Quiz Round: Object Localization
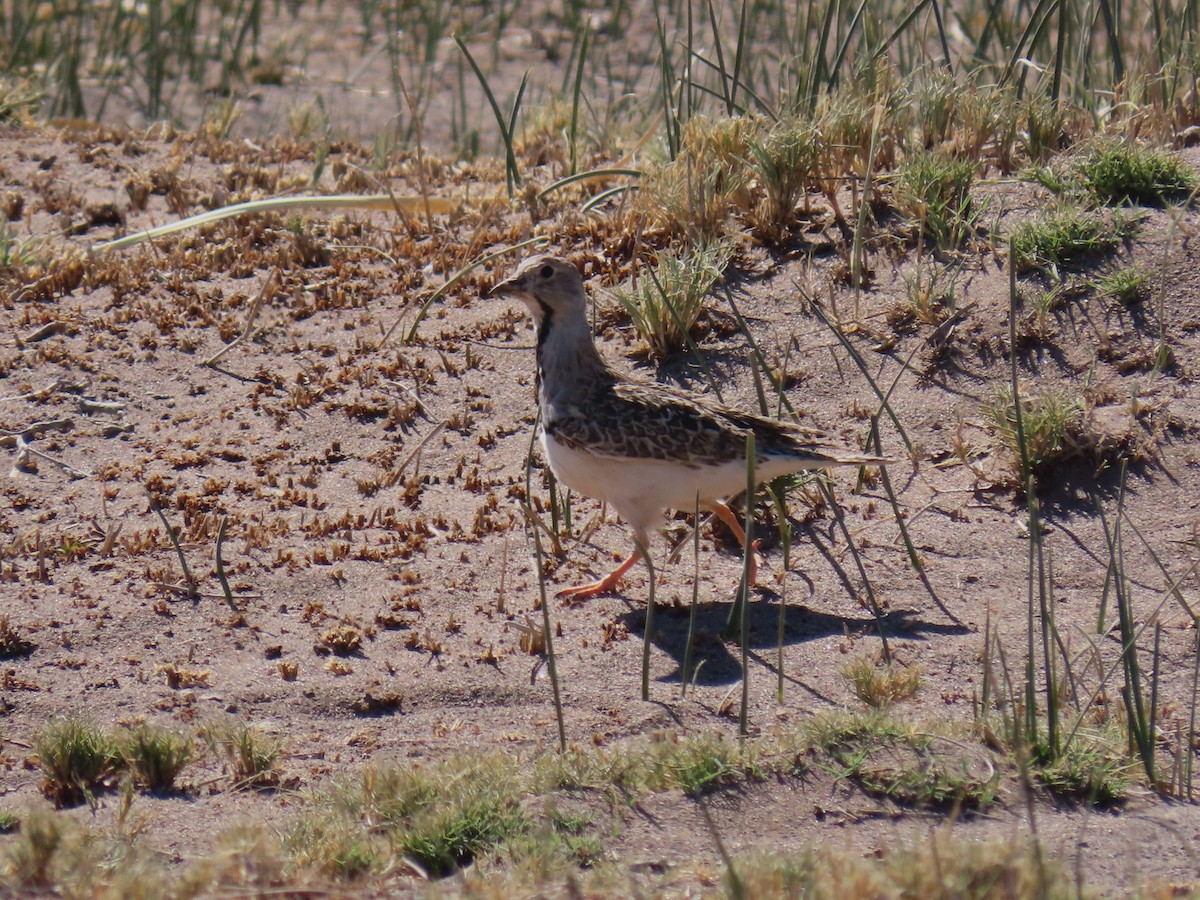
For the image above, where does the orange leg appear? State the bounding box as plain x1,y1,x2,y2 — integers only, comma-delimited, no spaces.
707,500,763,586
557,545,643,600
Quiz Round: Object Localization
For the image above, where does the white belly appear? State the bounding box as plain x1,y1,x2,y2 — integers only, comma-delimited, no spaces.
541,432,808,528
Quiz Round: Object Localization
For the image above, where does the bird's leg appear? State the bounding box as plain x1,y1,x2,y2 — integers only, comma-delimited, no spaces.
557,545,643,600
707,500,763,586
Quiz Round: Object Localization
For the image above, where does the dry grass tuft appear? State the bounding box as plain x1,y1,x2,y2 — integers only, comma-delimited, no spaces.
0,615,35,659
841,656,921,708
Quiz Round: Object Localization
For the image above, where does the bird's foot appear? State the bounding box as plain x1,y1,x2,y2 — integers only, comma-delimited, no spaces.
557,549,642,604
557,572,625,603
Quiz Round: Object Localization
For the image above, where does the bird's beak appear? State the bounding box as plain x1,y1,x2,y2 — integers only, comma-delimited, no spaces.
487,270,526,298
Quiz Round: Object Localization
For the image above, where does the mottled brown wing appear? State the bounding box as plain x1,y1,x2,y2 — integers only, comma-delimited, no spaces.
543,379,856,467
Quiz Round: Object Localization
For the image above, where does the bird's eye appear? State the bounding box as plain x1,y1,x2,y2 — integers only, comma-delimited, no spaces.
539,264,554,279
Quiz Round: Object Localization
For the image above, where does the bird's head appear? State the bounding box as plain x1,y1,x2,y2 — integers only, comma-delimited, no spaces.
488,255,586,327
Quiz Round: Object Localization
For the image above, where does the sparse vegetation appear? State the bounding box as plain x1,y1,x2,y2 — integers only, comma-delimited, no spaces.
1035,730,1134,804
901,261,959,326
289,753,525,878
201,723,282,790
806,713,999,810
655,733,747,797
533,731,764,799
0,719,1179,893
841,656,921,708
0,616,34,659
611,239,733,358
894,151,979,251
3,0,1200,894
1075,139,1199,207
35,718,123,808
1009,207,1130,275
987,387,1087,476
635,117,751,243
732,834,1070,898
3,807,67,889
319,625,363,656
1094,263,1150,304
0,77,40,124
119,725,194,793
0,222,47,270
745,118,821,244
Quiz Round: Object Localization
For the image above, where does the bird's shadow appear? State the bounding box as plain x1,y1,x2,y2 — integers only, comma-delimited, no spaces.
615,593,970,690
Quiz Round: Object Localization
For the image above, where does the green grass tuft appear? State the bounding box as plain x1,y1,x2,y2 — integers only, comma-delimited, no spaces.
1093,263,1149,304
36,717,123,808
290,753,526,879
1075,139,1198,206
806,712,998,810
119,724,194,793
987,386,1085,476
659,733,746,797
1009,207,1131,275
611,240,733,359
901,261,959,326
1035,731,1134,804
745,117,820,244
895,151,978,251
201,722,282,790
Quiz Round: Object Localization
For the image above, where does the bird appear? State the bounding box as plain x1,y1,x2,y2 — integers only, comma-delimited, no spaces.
489,253,885,600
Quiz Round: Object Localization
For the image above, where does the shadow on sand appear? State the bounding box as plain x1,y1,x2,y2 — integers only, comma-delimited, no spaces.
616,592,971,692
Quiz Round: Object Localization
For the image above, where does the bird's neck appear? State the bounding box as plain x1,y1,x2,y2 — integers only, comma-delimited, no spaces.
534,305,607,411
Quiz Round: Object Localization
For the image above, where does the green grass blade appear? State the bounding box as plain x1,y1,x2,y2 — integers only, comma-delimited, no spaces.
870,0,932,65
999,0,1059,89
653,0,681,158
580,184,638,213
538,168,641,201
455,35,523,196
819,478,890,663
805,299,914,454
829,0,868,89
681,493,702,699
730,0,753,114
568,19,591,175
705,0,734,115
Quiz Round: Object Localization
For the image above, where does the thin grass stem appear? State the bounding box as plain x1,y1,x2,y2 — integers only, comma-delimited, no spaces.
213,516,237,613
739,432,755,738
146,488,197,602
681,493,701,699
641,537,656,702
523,504,566,752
